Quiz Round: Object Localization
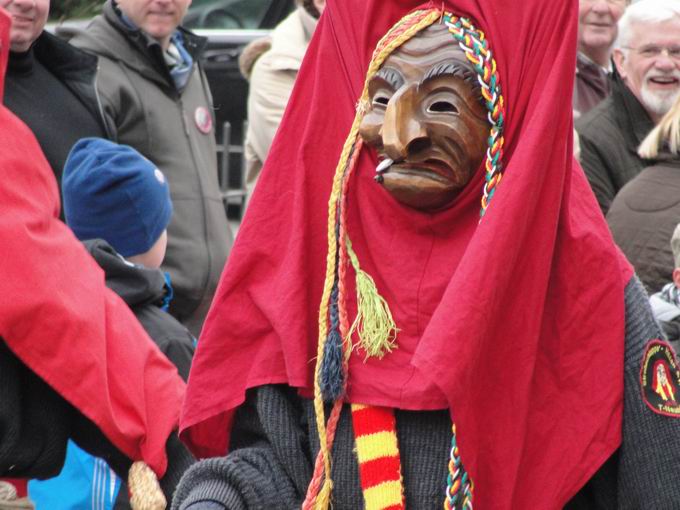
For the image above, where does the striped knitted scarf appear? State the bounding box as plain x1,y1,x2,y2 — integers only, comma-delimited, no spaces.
350,404,404,510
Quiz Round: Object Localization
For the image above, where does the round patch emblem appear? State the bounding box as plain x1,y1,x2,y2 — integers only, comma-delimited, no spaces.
194,106,213,135
640,340,680,417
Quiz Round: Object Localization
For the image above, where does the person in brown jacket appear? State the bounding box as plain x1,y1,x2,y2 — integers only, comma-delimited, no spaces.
70,0,233,337
608,90,680,293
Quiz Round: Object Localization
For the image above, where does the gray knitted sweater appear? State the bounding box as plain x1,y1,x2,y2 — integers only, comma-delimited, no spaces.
173,278,680,509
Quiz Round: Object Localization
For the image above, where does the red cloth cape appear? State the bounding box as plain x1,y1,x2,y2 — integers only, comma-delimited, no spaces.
182,0,633,506
0,8,185,476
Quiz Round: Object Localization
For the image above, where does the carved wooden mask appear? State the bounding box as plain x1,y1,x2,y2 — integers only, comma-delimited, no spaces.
359,23,489,211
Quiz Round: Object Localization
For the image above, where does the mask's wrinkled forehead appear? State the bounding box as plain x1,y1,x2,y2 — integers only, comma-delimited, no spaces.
376,22,482,102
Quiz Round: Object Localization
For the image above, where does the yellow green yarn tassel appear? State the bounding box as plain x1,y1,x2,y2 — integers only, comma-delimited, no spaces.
346,237,399,359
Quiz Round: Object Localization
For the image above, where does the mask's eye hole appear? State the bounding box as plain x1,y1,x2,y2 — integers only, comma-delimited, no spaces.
372,94,390,108
428,101,459,114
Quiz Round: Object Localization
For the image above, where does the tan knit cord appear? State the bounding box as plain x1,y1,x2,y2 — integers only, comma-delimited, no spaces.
128,461,166,510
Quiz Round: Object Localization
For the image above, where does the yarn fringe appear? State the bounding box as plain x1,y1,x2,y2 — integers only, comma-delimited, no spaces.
320,288,346,401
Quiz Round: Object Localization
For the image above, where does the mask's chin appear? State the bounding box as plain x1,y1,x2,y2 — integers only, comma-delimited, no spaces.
380,168,464,211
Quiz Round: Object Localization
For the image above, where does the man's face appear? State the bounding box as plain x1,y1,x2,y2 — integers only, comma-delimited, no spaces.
0,0,49,52
577,0,626,61
117,0,191,48
359,23,488,211
614,18,680,122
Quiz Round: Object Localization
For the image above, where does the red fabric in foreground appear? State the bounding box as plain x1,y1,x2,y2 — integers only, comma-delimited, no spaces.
0,8,185,476
182,0,633,506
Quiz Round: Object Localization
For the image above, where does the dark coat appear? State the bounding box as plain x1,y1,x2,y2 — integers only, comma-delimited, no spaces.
30,31,107,134
3,31,109,183
576,70,655,215
85,239,196,508
0,341,133,480
607,157,680,294
83,239,195,381
573,53,609,118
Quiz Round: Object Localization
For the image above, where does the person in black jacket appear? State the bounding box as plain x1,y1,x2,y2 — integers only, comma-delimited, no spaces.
2,0,109,190
83,239,195,380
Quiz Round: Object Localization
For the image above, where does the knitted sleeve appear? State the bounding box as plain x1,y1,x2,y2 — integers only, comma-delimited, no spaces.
569,276,680,508
172,385,312,510
615,276,680,507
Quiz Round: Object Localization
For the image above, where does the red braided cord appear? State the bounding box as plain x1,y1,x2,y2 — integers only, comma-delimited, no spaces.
302,140,364,509
301,399,343,510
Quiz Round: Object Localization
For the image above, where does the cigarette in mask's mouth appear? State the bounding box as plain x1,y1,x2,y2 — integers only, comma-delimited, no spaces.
374,158,394,183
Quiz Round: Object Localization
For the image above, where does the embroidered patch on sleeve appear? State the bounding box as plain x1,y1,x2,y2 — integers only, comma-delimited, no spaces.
641,340,680,417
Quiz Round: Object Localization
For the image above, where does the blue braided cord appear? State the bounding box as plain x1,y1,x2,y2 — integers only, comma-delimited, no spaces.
318,139,360,402
320,285,345,402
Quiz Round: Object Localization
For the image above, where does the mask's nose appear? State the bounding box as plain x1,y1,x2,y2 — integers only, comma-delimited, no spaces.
381,85,429,161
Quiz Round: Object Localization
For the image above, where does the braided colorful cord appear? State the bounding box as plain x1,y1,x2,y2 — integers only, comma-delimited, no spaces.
444,13,506,217
444,424,473,510
442,13,505,506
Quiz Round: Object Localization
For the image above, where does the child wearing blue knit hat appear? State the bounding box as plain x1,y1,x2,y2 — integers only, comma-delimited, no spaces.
61,137,195,371
34,138,196,510
62,137,174,269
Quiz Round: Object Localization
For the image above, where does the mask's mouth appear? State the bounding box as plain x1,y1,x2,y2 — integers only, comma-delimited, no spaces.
376,157,460,187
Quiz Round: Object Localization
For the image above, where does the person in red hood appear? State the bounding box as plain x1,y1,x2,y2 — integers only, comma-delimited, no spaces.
175,1,680,508
0,7,193,508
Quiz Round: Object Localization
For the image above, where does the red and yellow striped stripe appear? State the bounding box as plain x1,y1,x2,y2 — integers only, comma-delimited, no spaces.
351,404,404,510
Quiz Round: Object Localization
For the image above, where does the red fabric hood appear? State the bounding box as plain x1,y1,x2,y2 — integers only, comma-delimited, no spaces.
183,0,633,506
0,8,185,476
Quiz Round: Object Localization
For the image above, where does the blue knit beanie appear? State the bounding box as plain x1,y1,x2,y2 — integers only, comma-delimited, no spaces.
62,138,173,258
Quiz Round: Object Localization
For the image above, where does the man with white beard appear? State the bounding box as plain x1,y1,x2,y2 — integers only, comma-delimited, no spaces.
577,0,680,214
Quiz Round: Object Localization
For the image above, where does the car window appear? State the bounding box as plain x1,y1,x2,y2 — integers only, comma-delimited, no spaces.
184,0,275,29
